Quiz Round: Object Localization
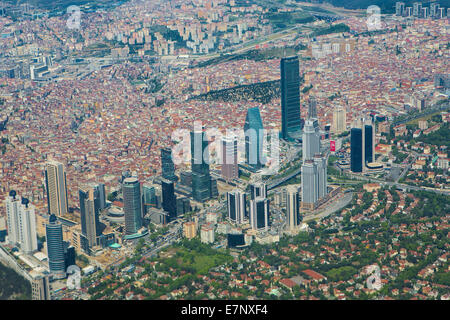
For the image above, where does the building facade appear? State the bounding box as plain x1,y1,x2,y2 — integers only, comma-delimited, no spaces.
280,56,302,140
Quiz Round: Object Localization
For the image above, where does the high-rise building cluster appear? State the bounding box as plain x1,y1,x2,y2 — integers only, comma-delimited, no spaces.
396,2,448,19
350,119,375,173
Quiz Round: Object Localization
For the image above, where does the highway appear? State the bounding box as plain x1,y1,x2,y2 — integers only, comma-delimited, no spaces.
303,192,353,223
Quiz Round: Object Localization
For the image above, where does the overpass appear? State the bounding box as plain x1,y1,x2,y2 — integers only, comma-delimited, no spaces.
267,167,302,190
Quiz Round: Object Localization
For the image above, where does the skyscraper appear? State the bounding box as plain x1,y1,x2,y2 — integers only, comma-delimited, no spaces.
314,154,328,200
191,129,212,202
5,190,20,245
142,184,157,213
122,177,142,235
351,128,363,173
79,186,100,252
161,148,178,182
227,190,246,224
396,2,405,16
332,106,346,134
249,197,270,231
364,124,374,165
286,186,300,230
95,183,106,210
161,178,177,221
244,107,264,170
221,135,239,181
280,56,302,140
4,192,37,254
18,198,37,254
302,119,320,162
301,160,319,207
45,160,69,217
250,182,267,200
308,97,317,119
46,214,66,279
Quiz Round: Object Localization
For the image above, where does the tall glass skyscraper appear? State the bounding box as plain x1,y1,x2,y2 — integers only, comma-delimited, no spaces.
161,148,178,182
244,107,264,170
364,124,374,164
351,128,363,173
191,129,212,202
280,56,302,140
122,177,142,235
46,214,66,279
161,178,177,221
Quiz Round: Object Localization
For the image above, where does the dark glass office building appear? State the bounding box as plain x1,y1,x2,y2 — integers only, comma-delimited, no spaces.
191,130,212,202
45,214,66,279
161,178,177,221
161,148,178,182
244,107,264,170
364,124,374,164
280,56,302,140
122,177,142,235
351,128,363,173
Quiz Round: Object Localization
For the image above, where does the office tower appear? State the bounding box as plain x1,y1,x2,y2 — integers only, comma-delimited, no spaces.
142,184,156,213
301,160,319,206
286,186,300,230
413,2,422,17
308,97,317,119
422,7,428,18
395,2,405,16
191,129,212,202
176,197,190,216
161,148,178,182
45,160,69,217
5,190,20,245
122,177,142,235
46,214,66,279
280,56,302,140
4,192,37,254
302,119,320,162
332,106,346,134
314,154,328,200
221,135,239,180
95,183,106,210
161,178,177,221
210,178,219,198
405,7,412,16
364,124,374,164
227,190,246,224
79,186,100,251
18,198,38,254
430,3,439,17
250,182,267,200
244,107,264,170
351,128,363,173
31,273,51,300
249,197,270,231
63,242,75,270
